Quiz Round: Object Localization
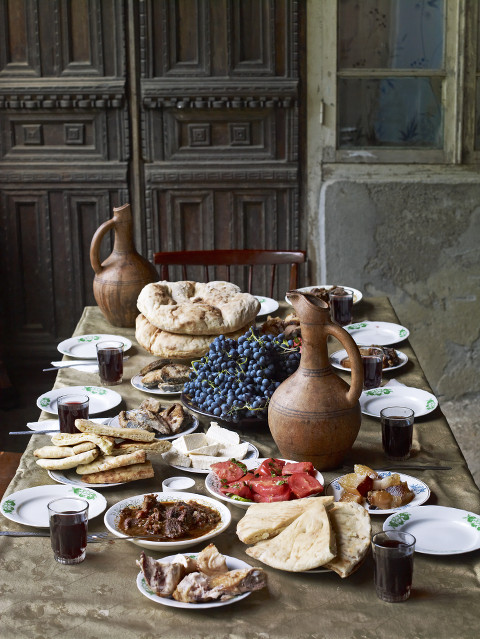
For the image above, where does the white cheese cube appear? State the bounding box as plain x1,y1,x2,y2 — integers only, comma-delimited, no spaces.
190,455,230,470
206,423,240,446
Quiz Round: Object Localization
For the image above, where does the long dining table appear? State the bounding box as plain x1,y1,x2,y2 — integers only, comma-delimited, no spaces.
1,298,479,639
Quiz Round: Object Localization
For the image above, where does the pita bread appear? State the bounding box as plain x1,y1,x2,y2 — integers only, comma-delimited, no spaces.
81,460,154,484
76,450,146,474
137,280,260,335
35,448,99,470
135,313,252,358
51,432,115,455
323,502,372,578
33,441,96,459
236,496,334,544
75,418,155,442
245,499,336,572
111,440,172,455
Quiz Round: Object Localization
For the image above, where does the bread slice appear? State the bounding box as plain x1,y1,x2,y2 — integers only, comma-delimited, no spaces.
111,440,171,455
33,442,96,459
76,450,146,474
80,460,154,484
35,448,99,471
75,418,156,442
51,432,115,456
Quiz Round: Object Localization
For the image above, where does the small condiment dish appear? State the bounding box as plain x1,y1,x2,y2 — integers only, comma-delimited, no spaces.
162,476,196,492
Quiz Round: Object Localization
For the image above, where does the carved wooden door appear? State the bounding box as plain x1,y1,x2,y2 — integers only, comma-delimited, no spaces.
0,0,305,357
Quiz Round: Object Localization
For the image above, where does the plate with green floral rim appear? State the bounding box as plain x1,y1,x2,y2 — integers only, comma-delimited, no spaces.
254,296,279,316
330,348,408,373
359,386,438,418
285,285,363,305
137,553,255,609
343,321,410,346
383,506,480,555
47,469,125,489
57,334,132,359
0,484,107,528
36,385,122,415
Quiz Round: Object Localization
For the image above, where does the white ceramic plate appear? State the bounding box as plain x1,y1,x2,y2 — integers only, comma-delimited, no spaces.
205,458,325,510
57,334,132,359
254,296,279,316
330,348,408,373
48,469,124,489
104,491,231,550
137,553,254,609
360,386,438,418
0,484,107,528
131,374,184,396
37,386,122,415
327,471,430,515
285,285,362,305
107,413,199,441
343,321,409,346
27,417,108,432
169,442,260,475
383,506,480,555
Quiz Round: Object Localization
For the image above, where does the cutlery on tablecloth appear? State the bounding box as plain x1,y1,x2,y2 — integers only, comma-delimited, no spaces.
42,356,129,372
0,531,164,543
341,464,452,472
9,430,60,435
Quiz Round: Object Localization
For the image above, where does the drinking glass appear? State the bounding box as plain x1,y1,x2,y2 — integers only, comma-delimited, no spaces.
48,497,89,565
329,288,353,326
57,393,89,434
381,406,415,461
372,531,416,602
96,340,124,386
360,346,384,390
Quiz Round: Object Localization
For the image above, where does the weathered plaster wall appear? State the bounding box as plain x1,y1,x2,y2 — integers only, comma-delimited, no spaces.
314,179,480,401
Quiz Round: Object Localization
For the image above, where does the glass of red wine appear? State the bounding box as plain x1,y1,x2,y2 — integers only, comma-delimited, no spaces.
381,406,415,461
48,497,89,564
359,346,384,390
57,393,89,434
328,287,353,326
372,531,416,602
96,340,124,386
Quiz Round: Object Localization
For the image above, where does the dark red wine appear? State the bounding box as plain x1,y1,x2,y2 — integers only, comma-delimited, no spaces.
362,355,383,390
58,401,88,434
97,347,123,385
50,512,87,562
382,417,413,460
330,295,353,326
374,539,413,602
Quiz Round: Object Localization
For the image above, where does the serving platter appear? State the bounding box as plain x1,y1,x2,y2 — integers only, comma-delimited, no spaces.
343,321,410,346
131,374,183,396
104,491,231,550
327,471,430,515
383,506,480,555
285,285,362,305
359,386,438,418
106,413,199,441
330,348,408,373
48,469,125,489
0,484,107,528
37,386,122,415
181,393,267,429
205,458,325,510
57,334,132,359
254,295,279,316
137,553,255,609
168,441,260,475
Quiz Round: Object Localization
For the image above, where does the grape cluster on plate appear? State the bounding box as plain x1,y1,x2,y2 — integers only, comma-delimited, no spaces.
183,327,301,422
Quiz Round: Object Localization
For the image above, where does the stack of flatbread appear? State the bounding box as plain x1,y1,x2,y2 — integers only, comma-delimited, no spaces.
33,419,171,484
135,281,260,358
236,497,371,577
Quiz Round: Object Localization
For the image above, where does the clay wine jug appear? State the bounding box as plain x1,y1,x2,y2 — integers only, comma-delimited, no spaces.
90,203,158,327
268,291,364,470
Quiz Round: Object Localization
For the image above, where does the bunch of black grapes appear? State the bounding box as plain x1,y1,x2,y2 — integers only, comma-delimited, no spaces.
183,327,301,422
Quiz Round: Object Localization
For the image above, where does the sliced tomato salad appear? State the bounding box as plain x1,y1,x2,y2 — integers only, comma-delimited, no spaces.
212,457,323,503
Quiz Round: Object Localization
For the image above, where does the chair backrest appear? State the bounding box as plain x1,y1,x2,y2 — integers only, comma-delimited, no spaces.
153,249,306,297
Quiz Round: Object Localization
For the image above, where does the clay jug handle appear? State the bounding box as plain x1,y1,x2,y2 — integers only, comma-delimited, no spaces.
90,218,116,275
326,323,364,406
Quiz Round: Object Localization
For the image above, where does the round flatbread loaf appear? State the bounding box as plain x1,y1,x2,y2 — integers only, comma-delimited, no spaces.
136,313,253,358
137,281,260,335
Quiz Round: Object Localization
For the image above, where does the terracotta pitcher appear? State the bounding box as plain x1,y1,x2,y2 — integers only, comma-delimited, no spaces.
90,203,158,327
268,292,364,470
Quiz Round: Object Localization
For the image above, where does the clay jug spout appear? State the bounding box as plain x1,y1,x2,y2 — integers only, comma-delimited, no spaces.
286,290,330,323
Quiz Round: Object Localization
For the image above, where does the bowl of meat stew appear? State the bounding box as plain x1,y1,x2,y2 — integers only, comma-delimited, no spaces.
104,492,231,550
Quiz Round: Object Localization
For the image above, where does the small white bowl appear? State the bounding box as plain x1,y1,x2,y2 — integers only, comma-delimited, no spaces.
162,476,196,492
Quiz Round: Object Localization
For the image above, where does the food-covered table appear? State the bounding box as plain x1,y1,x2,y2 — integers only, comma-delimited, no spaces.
1,299,479,639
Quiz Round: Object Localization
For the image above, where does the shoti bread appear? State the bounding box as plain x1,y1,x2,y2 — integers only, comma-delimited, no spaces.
111,440,171,455
33,442,96,459
237,496,334,544
136,313,252,358
51,432,115,455
245,499,337,572
80,460,154,484
136,280,260,335
35,448,99,471
323,501,372,578
75,418,156,442
76,450,146,474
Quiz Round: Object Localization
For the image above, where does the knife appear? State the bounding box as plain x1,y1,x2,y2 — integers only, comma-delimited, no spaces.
9,430,59,435
0,531,50,537
43,356,129,371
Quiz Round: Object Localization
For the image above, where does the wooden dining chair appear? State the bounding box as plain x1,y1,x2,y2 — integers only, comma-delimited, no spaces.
152,249,306,297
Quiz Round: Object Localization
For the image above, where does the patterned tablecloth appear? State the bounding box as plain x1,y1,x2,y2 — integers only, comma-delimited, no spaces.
1,300,479,639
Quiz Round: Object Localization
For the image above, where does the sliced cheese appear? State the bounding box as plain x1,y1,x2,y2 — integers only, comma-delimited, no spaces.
172,433,208,454
217,442,249,460
162,448,192,467
188,443,219,457
190,455,229,470
206,423,240,445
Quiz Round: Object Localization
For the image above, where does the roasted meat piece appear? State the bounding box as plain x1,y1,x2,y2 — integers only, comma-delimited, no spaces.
196,543,228,576
159,364,190,385
139,398,163,414
141,370,166,388
172,568,267,603
367,481,415,509
118,409,162,432
161,403,189,434
136,552,184,597
140,359,172,376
